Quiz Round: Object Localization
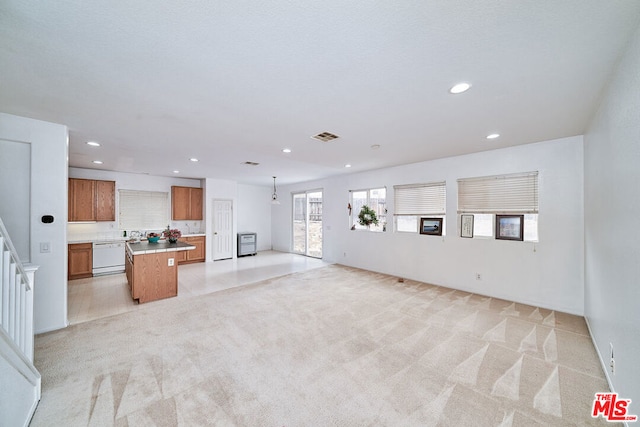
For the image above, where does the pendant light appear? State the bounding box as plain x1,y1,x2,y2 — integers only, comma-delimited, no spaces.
272,176,281,205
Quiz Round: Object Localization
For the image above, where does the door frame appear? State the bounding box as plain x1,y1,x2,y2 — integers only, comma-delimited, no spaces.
291,189,323,259
212,198,234,261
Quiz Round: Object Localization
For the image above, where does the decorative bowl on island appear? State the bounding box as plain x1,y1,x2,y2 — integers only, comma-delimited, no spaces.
147,233,160,243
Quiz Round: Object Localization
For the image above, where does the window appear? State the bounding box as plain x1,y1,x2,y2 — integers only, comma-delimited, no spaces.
350,188,386,232
394,181,446,234
119,190,169,231
457,171,538,241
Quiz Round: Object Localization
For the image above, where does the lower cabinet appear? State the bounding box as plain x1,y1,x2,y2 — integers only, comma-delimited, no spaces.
126,248,178,304
68,243,93,280
125,248,133,288
178,236,205,264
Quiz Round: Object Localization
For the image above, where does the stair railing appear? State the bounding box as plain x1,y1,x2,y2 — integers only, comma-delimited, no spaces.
0,216,35,362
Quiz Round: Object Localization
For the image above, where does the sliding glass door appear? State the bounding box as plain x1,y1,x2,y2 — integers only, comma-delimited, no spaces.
292,190,322,258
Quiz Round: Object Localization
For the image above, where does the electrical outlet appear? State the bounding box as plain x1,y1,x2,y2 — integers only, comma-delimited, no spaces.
168,258,174,266
475,273,482,280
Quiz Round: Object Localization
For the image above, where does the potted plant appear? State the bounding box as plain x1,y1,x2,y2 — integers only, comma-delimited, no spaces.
163,227,182,243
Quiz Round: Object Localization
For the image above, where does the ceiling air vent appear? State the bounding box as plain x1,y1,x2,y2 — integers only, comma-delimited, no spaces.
243,161,260,166
311,132,339,142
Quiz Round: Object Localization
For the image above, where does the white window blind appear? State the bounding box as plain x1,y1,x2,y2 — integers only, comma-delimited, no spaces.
119,190,169,230
394,181,446,216
457,171,538,214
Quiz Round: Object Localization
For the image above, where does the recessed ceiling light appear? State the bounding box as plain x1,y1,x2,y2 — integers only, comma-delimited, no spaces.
345,164,352,168
173,170,180,174
486,133,500,140
371,144,381,150
86,141,101,147
282,148,292,153
449,82,471,94
92,160,103,164
190,158,199,162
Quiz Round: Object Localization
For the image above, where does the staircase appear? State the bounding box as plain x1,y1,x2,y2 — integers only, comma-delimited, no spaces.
0,216,41,427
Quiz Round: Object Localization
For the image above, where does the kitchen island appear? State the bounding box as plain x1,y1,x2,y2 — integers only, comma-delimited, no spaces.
125,240,195,303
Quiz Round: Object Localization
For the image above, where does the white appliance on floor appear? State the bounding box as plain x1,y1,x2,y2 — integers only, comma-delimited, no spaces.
237,232,257,256
92,241,125,275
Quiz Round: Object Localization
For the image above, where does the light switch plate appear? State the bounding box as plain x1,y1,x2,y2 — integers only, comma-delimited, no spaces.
40,242,51,253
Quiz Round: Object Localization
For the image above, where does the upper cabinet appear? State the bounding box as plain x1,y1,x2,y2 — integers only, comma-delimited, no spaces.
171,186,203,220
68,178,95,221
69,178,115,222
95,180,116,221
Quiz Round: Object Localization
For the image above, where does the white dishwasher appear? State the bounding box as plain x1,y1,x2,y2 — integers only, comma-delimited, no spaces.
92,242,126,276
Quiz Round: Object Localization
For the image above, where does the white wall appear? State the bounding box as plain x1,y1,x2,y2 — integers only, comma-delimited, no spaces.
273,136,584,314
0,337,39,427
68,167,202,240
584,24,640,408
0,113,68,333
237,184,272,251
201,179,272,260
0,139,30,260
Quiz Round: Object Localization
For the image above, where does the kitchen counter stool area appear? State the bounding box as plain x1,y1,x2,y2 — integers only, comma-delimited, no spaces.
125,241,195,304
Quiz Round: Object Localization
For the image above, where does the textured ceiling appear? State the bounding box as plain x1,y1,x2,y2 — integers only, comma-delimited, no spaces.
1,1,639,186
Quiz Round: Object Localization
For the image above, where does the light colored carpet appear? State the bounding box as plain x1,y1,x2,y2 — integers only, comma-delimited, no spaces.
32,265,613,426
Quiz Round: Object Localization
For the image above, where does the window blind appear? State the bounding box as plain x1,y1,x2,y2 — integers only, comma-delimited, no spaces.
394,181,446,216
118,190,169,230
457,171,538,214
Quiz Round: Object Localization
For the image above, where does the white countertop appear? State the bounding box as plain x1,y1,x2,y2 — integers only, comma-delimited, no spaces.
69,233,205,244
68,238,128,244
126,240,195,255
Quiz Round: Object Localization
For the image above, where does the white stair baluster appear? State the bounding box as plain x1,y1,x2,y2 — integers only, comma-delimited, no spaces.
18,274,25,353
1,250,8,332
9,263,16,341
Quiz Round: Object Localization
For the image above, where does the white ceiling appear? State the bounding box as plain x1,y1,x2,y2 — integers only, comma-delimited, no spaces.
1,1,639,186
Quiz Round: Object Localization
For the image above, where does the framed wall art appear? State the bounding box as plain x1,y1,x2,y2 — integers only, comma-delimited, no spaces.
461,214,474,238
420,217,443,236
495,215,524,241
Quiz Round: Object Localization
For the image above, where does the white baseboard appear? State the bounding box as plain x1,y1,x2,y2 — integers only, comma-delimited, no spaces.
584,316,630,427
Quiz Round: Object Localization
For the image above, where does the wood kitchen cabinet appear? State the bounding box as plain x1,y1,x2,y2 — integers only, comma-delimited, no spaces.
68,243,93,280
68,178,115,222
126,248,177,303
95,180,116,221
178,236,205,264
174,249,187,264
68,179,95,221
171,186,203,220
125,247,133,286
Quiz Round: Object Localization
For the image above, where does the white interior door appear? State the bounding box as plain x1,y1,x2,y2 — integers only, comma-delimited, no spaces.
213,199,233,260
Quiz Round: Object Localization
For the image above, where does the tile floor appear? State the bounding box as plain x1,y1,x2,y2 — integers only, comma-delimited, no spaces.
67,251,331,325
